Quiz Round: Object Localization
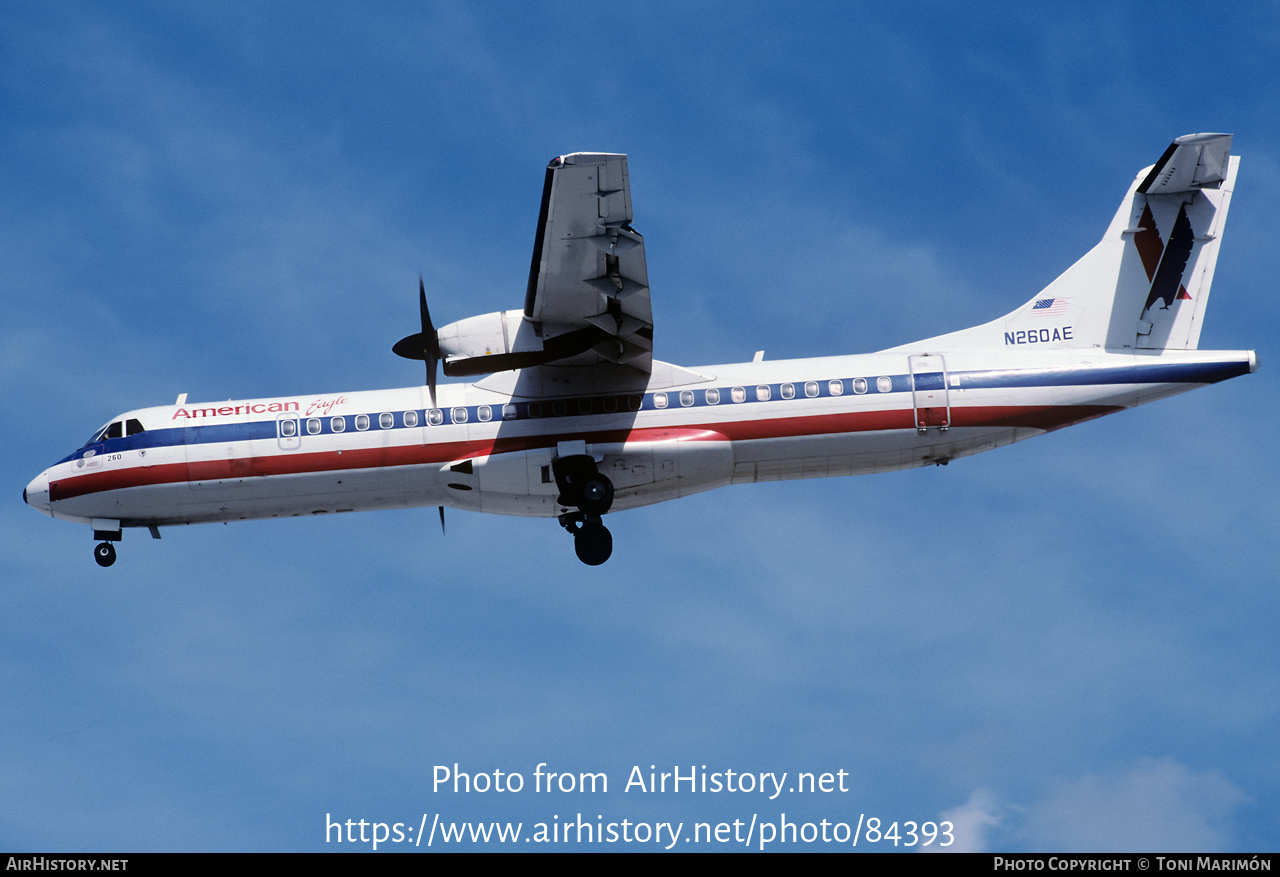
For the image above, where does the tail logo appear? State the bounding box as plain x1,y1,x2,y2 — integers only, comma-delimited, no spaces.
1132,203,1195,308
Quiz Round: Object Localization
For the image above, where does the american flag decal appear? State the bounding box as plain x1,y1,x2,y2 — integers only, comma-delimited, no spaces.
1030,297,1070,316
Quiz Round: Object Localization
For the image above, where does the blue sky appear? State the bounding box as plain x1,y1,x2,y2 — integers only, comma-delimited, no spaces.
3,2,1278,852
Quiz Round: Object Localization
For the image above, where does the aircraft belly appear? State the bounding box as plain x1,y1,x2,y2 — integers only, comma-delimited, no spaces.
455,437,736,517
615,438,735,504
180,464,442,521
728,426,1026,484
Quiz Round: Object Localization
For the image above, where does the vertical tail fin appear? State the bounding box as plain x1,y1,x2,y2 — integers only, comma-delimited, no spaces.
899,134,1237,352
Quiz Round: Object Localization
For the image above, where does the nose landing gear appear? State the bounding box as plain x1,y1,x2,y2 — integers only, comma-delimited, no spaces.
552,454,615,565
91,521,122,568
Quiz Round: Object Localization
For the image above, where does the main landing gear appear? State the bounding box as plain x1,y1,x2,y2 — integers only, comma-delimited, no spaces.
560,512,613,566
94,542,116,567
553,454,615,565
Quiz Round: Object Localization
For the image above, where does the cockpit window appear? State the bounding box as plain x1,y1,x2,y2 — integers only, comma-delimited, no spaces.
126,418,145,436
84,420,125,446
84,424,111,447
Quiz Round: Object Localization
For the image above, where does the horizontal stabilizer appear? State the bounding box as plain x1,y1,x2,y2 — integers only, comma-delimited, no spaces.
1138,133,1232,195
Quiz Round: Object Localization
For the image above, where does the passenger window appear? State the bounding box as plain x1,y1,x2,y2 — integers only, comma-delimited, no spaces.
355,414,369,430
553,400,567,416
331,416,345,433
379,412,394,429
780,383,795,400
853,378,868,394
502,404,517,420
705,388,720,405
478,405,492,422
306,418,321,435
731,387,746,403
876,376,892,393
578,399,593,414
756,385,771,402
680,390,694,407
829,380,844,396
603,396,618,413
404,410,419,427
427,409,443,426
627,395,643,411
653,393,668,409
452,407,468,424
280,420,297,437
804,382,819,398
528,402,543,418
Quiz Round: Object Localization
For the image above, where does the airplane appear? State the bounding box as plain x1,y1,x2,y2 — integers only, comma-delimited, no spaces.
23,134,1258,567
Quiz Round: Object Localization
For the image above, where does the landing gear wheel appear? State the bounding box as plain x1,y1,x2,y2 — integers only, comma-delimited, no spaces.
578,475,614,515
573,521,613,566
94,542,116,568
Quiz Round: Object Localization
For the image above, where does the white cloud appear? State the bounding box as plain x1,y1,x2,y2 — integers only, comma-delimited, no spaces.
935,760,1247,853
1019,759,1247,853
924,789,1000,852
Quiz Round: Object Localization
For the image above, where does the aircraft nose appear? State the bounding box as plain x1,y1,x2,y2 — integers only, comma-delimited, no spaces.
24,472,51,515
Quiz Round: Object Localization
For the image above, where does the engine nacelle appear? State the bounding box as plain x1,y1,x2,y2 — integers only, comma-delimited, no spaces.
437,310,523,364
436,310,616,377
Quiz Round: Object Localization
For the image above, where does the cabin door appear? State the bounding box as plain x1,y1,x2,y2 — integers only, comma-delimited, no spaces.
909,354,951,433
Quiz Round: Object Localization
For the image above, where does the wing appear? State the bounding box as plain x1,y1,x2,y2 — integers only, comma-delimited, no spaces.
523,153,653,373
419,153,656,379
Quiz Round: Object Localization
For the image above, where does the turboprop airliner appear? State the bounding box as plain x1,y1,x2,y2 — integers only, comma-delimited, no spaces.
23,134,1258,566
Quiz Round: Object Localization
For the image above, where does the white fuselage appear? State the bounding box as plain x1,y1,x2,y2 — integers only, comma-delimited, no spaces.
23,346,1257,531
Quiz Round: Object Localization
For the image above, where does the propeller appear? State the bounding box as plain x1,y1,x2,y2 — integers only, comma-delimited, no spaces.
391,279,449,537
392,276,443,408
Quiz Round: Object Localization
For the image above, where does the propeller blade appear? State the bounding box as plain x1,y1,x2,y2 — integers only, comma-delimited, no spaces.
419,277,442,408
391,277,444,404
438,505,446,535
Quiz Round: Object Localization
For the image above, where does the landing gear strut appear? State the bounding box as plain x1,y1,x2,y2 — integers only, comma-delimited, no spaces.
93,542,116,567
553,454,614,515
553,454,615,565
